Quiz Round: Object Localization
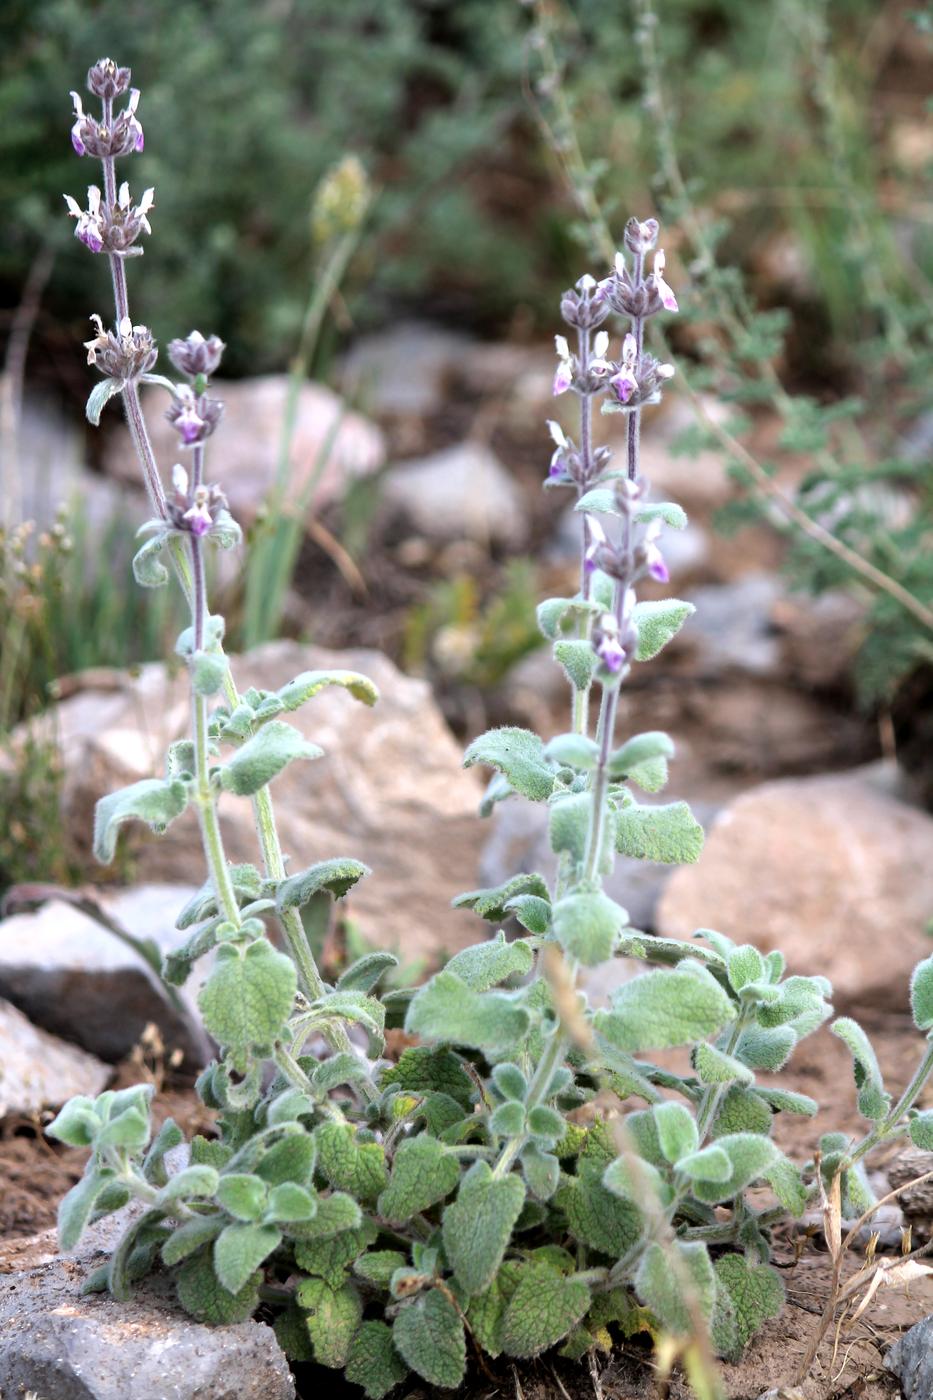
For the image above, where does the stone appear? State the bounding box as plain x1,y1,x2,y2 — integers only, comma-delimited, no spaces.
104,376,384,526
340,320,474,418
0,894,207,1066
0,997,109,1118
40,641,485,966
626,394,735,512
0,1213,295,1400
683,573,783,679
657,764,933,1012
382,440,528,547
885,1313,933,1399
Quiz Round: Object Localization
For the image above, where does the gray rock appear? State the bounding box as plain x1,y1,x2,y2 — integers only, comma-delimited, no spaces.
684,573,783,679
105,376,384,527
37,641,485,966
341,320,474,418
0,895,207,1065
383,440,528,547
0,1220,295,1400
885,1313,933,1398
0,997,109,1117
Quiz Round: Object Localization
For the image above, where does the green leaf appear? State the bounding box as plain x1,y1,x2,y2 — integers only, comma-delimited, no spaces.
544,732,600,769
613,793,704,864
490,1100,525,1137
463,727,554,802
215,1173,267,1222
654,1102,699,1164
175,1246,261,1323
191,649,229,697
692,1134,780,1204
86,376,122,426
276,668,378,712
766,1155,808,1215
608,732,675,780
143,1118,185,1186
393,1288,466,1389
108,1207,168,1302
575,486,621,516
560,1173,642,1257
214,1221,281,1294
266,1182,316,1223
506,894,552,934
633,599,695,661
198,939,297,1062
47,1096,99,1149
353,1249,407,1287
162,1215,225,1266
346,1321,409,1400
595,970,734,1052
377,1134,460,1223
537,595,599,640
315,1122,388,1201
443,1161,526,1295
754,1086,818,1117
735,1025,796,1071
296,1277,362,1368
294,1220,377,1287
132,532,170,588
287,1191,361,1241
218,721,323,796
637,500,688,531
379,1047,475,1110
636,1240,715,1334
727,945,767,992
549,790,613,875
552,889,627,966
831,1017,891,1121
554,639,597,690
445,930,535,990
711,1085,773,1138
336,951,399,994
522,1144,560,1201
96,1106,151,1151
500,1262,591,1358
405,971,530,1053
276,857,371,911
467,1260,523,1357
909,1111,933,1150
676,1146,732,1183
911,954,933,1030
453,873,549,923
93,778,189,863
58,1168,116,1250
694,1043,754,1086
158,1165,219,1204
713,1254,784,1360
256,1133,316,1186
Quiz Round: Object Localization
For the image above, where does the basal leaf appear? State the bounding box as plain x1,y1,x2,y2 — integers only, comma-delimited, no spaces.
713,1254,784,1360
405,971,530,1053
831,1017,891,1122
500,1262,591,1358
296,1276,362,1368
442,1161,526,1295
346,1321,409,1400
392,1288,466,1389
175,1246,261,1323
636,1240,715,1334
214,1222,281,1294
315,1122,388,1201
377,1134,460,1223
911,954,933,1031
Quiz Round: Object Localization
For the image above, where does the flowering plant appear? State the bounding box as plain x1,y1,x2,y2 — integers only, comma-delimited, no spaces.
48,59,933,1397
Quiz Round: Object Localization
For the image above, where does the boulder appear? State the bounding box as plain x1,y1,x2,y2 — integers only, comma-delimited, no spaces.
657,764,933,1011
104,377,384,526
0,998,109,1118
341,320,474,418
42,641,485,965
886,1314,933,1400
0,893,206,1066
382,440,528,547
0,1213,295,1400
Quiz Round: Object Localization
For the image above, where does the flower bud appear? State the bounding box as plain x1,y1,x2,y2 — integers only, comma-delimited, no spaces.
168,330,226,380
86,58,132,101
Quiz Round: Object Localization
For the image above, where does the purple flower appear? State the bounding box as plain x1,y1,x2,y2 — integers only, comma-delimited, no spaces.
63,187,105,253
553,334,573,396
645,542,669,582
184,498,213,536
126,89,144,152
610,332,639,404
70,92,87,155
653,249,678,313
175,405,206,445
597,635,626,673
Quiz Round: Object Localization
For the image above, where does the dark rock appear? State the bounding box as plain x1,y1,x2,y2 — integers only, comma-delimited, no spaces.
885,1313,933,1398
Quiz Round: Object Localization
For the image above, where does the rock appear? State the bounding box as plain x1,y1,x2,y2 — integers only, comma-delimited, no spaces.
657,764,933,1012
104,377,384,526
683,574,783,679
887,1149,933,1236
0,895,207,1065
382,440,528,548
41,641,485,965
12,391,141,534
0,1215,295,1400
0,998,109,1118
341,320,474,418
629,394,735,512
885,1313,933,1399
